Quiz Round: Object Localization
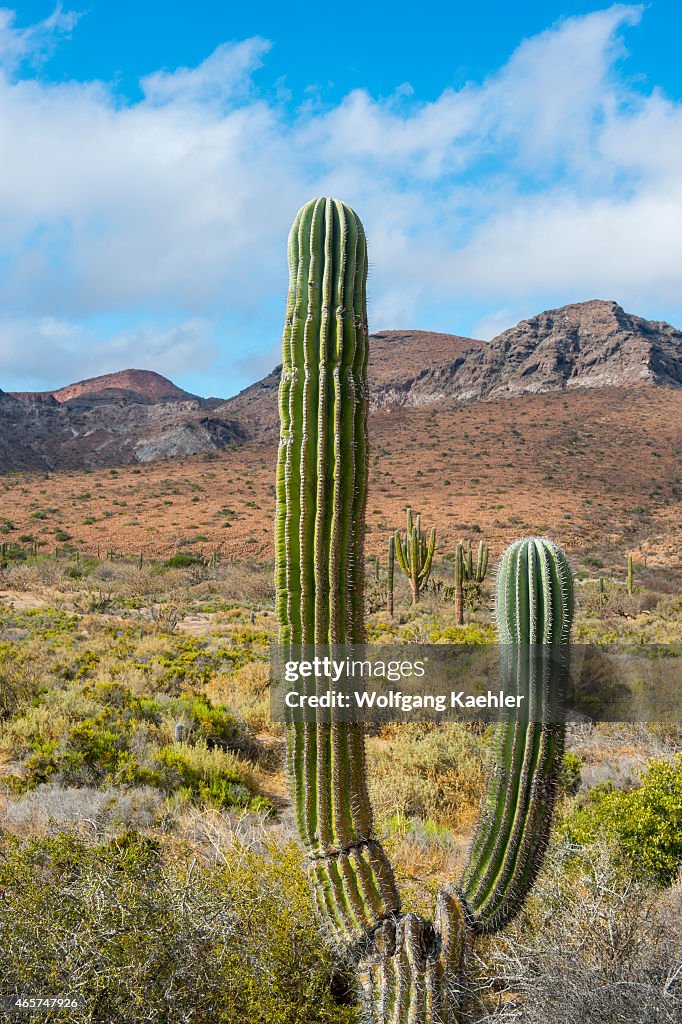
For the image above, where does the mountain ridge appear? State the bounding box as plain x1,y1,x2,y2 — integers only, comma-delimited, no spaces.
10,369,200,407
1,299,680,471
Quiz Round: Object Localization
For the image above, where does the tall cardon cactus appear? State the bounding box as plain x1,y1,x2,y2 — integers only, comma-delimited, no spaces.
394,508,436,604
275,197,401,952
275,198,574,1023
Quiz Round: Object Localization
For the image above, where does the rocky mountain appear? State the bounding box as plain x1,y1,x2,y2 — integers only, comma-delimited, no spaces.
1,370,245,470
1,300,679,471
221,330,484,433
221,300,681,431
387,300,682,407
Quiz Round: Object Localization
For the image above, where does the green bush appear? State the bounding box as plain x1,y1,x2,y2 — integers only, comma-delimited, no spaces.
3,682,268,813
163,551,206,569
559,752,582,795
0,831,355,1024
562,754,682,886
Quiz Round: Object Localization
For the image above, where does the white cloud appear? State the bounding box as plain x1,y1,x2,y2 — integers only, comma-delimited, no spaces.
0,315,216,389
0,2,680,393
0,3,79,72
140,37,271,107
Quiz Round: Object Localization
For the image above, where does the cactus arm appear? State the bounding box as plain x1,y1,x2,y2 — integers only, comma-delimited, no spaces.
394,529,410,576
458,537,573,934
475,541,489,583
418,527,436,584
410,525,419,597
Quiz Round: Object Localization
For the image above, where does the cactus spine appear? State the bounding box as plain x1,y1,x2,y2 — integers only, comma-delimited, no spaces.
394,508,436,604
275,198,400,952
275,201,574,1023
387,535,395,617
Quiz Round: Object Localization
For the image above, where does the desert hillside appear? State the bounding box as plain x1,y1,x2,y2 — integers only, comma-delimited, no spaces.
1,383,679,569
2,299,680,472
1,298,680,567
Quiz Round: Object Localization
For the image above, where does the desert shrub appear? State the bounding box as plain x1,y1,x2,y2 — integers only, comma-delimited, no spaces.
473,843,682,1023
211,560,276,604
0,656,43,722
0,830,355,1024
561,754,682,886
364,578,387,614
210,661,275,735
167,692,242,747
578,579,657,619
1,783,163,835
155,741,271,813
368,722,486,830
442,580,485,610
428,623,497,643
2,681,268,814
163,551,205,569
558,751,582,795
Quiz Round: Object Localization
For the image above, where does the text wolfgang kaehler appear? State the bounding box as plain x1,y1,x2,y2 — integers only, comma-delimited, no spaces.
284,689,524,712
282,656,524,713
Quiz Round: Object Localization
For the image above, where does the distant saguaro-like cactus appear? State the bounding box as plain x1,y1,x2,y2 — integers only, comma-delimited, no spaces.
275,198,574,1023
387,535,395,617
394,507,436,604
453,538,490,624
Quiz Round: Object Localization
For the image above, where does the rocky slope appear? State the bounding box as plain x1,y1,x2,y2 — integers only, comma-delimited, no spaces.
1,370,245,470
221,300,681,431
392,300,682,406
1,300,680,470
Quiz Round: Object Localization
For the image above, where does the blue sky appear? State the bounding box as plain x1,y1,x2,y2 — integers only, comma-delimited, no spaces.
1,2,682,397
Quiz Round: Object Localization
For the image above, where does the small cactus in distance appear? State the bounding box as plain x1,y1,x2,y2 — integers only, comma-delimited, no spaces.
453,538,490,624
454,542,464,625
387,535,395,617
627,553,634,594
394,507,436,604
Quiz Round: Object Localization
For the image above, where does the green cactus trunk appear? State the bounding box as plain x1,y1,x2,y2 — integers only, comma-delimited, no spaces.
454,542,464,626
473,540,489,582
387,535,395,617
458,537,573,930
275,200,573,1023
275,197,400,951
627,553,634,594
